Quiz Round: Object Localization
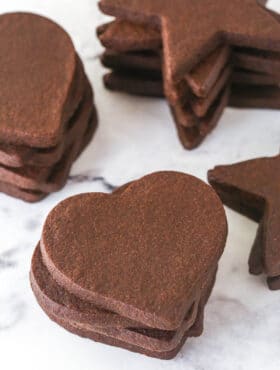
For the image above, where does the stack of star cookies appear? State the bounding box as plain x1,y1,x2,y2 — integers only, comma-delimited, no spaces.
0,13,98,202
31,172,227,359
97,0,280,149
208,154,280,291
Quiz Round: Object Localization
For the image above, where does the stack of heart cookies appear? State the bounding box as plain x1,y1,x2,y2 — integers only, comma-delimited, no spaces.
97,0,280,149
0,13,98,202
31,172,228,359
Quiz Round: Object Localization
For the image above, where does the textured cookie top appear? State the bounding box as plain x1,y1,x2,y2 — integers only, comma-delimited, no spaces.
209,155,280,200
41,171,227,330
99,0,280,83
97,20,162,52
0,13,76,147
208,154,280,277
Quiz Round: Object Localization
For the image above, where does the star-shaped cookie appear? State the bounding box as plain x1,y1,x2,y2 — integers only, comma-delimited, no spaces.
208,154,280,290
99,0,280,91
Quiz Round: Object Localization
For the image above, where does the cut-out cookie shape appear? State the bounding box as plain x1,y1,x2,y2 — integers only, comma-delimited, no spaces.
0,13,98,201
97,0,280,148
208,154,280,290
32,171,228,359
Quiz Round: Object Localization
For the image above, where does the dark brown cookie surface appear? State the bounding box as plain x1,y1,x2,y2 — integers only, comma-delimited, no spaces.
31,244,217,358
0,13,76,147
0,85,94,191
230,85,280,109
174,88,229,149
98,0,280,149
0,56,88,168
31,246,217,353
40,172,227,330
208,155,280,288
0,103,97,201
98,21,231,98
99,0,279,85
97,20,161,52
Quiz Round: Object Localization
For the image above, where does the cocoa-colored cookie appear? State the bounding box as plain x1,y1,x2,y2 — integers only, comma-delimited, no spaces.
101,47,280,121
97,20,162,53
45,312,191,360
99,0,280,84
230,84,280,109
0,86,95,192
105,64,231,129
40,171,227,330
101,47,280,86
99,20,280,97
98,0,279,148
101,47,280,88
103,68,280,99
0,181,46,203
103,72,164,98
31,246,142,328
31,246,217,353
0,13,78,147
98,22,231,98
101,49,162,76
234,47,280,75
0,57,88,168
31,244,217,358
0,108,97,202
177,66,232,119
233,69,280,86
0,13,98,201
208,154,280,289
174,88,230,149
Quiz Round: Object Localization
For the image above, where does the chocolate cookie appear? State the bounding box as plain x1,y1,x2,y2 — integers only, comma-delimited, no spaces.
0,86,94,192
31,171,227,358
233,69,280,86
0,57,88,168
97,20,162,53
0,110,97,202
103,71,163,98
233,47,280,76
98,0,280,148
40,172,227,329
208,154,280,290
31,246,217,353
0,13,98,201
230,85,280,109
98,22,231,98
174,88,230,149
0,13,77,147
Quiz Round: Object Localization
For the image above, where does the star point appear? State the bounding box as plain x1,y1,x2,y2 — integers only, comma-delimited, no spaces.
208,154,280,289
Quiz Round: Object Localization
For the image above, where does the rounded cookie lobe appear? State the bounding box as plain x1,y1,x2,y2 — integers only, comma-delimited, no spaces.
41,171,227,330
0,12,76,147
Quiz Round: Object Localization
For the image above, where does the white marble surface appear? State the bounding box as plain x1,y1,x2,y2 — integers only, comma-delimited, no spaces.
1,1,280,369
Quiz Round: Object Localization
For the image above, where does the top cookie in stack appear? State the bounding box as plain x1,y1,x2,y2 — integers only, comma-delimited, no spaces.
0,13,98,202
31,171,228,359
97,0,280,149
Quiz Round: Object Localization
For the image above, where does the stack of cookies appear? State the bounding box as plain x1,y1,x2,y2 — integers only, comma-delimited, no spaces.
97,0,280,149
31,172,227,359
0,13,98,202
208,153,280,291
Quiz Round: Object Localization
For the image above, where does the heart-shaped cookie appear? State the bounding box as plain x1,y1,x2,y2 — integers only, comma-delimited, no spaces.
31,245,217,354
0,12,76,147
40,171,227,330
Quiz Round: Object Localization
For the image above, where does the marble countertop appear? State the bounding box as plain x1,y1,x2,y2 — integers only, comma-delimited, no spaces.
1,1,280,369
